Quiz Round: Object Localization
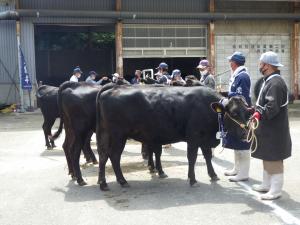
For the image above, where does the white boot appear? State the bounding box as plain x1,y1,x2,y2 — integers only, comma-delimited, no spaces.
260,173,283,200
229,150,250,182
224,151,239,176
252,170,270,192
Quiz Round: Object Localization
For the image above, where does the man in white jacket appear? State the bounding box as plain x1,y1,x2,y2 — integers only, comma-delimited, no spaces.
70,66,82,82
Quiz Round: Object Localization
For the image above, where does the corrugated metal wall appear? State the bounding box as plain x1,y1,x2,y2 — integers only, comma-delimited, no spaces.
215,0,292,13
0,3,19,104
20,0,114,10
0,3,17,83
123,0,208,24
20,18,36,84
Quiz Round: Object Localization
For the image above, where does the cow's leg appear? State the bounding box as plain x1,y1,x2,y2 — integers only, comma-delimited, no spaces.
62,133,74,179
154,145,168,178
187,143,199,186
42,120,52,149
48,118,57,148
201,147,219,181
110,137,128,187
82,131,98,164
97,133,109,191
147,145,155,173
141,143,149,160
72,136,87,186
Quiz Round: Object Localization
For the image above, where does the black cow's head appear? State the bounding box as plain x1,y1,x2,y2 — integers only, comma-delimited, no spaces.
211,96,254,140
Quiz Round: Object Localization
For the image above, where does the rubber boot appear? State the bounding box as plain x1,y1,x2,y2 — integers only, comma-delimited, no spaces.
252,170,270,192
224,151,239,176
229,150,250,182
260,173,283,200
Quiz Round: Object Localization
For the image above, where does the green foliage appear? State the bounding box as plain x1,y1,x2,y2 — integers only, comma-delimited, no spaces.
35,32,115,51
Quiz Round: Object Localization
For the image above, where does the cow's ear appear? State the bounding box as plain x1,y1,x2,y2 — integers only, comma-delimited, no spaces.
211,102,225,113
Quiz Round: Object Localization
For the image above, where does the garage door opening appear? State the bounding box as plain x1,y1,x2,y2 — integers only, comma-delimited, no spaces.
124,57,203,81
35,25,115,86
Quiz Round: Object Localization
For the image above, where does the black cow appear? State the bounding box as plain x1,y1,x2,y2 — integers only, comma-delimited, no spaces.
36,85,97,163
51,82,101,185
96,85,252,191
36,85,59,149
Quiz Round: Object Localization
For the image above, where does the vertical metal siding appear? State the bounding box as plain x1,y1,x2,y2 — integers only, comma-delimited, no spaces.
20,17,36,84
0,3,18,84
123,0,208,24
215,0,292,13
20,0,114,10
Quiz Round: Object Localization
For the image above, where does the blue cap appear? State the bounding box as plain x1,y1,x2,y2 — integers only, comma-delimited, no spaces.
156,62,168,70
227,52,245,65
172,69,181,78
73,66,82,74
89,71,98,76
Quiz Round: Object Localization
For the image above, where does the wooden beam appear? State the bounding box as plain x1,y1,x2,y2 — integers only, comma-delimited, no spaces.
115,0,123,76
209,0,215,70
115,21,123,76
292,22,299,100
292,2,300,99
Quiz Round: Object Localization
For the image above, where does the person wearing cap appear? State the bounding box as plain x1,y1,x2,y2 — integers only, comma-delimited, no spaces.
70,66,82,82
154,62,171,85
85,71,98,84
131,70,142,85
112,72,130,85
170,69,186,86
250,51,291,200
197,59,215,89
222,51,251,182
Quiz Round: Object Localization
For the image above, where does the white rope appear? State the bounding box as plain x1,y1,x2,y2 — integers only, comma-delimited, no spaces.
246,118,259,153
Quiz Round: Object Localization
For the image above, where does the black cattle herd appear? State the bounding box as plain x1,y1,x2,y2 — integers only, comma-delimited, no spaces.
36,79,253,191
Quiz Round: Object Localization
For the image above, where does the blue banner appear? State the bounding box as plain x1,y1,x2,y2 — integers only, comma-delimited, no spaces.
19,47,32,90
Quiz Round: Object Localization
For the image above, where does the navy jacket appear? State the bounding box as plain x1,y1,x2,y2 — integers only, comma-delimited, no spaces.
223,68,251,150
228,69,251,106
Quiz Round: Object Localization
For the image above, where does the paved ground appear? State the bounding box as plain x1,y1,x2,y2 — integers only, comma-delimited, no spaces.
1,111,300,225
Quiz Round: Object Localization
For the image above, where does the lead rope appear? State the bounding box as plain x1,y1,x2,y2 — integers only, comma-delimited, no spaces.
246,118,259,153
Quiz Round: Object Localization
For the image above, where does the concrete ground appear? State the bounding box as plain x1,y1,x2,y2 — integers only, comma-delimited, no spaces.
1,111,300,225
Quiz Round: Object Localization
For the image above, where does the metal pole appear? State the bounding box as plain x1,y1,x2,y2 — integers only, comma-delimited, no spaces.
16,21,25,112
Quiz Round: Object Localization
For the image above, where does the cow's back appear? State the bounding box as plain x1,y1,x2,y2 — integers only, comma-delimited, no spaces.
36,85,59,118
61,83,102,132
99,86,221,147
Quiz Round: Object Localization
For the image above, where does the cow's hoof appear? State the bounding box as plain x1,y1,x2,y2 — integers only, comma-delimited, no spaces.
100,183,109,191
51,144,57,148
190,179,198,186
71,174,77,181
210,175,220,182
159,172,168,179
46,146,53,150
148,167,157,174
93,160,99,165
85,159,93,164
121,182,130,188
118,179,129,188
78,180,87,186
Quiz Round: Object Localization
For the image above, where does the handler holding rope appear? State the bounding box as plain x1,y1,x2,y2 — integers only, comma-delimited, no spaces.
221,52,252,182
251,51,292,200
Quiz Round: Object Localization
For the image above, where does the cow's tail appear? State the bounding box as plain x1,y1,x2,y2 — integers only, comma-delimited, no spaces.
95,90,103,153
50,82,71,140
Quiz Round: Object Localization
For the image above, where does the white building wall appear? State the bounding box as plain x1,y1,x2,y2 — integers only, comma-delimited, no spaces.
215,21,292,95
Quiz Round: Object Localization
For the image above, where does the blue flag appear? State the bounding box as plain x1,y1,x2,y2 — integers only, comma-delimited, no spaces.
19,47,32,90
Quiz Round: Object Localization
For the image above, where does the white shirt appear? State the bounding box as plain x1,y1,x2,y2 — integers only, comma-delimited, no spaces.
70,75,79,82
